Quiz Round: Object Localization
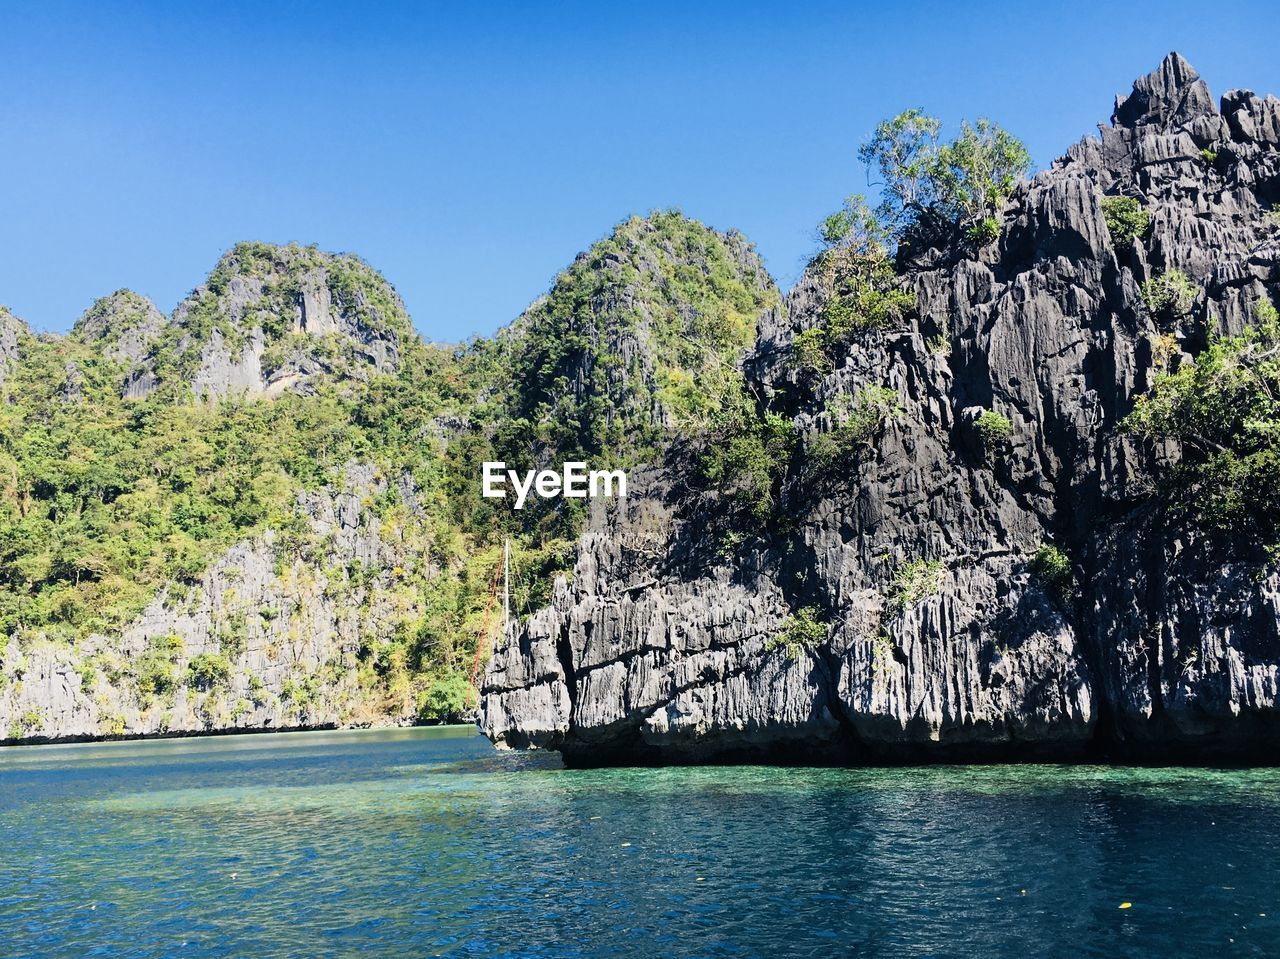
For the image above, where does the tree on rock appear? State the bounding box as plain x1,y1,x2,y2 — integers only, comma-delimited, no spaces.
858,110,1031,245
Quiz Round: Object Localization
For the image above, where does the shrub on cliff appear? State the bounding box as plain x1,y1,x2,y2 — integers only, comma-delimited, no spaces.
930,119,1030,236
789,328,830,374
966,216,1001,246
765,607,826,659
858,109,943,229
700,406,796,522
1141,269,1197,317
136,634,183,698
187,652,232,691
806,386,901,475
792,197,915,375
1101,196,1150,247
889,558,944,610
6,707,43,741
1030,544,1073,601
1124,298,1280,535
974,409,1012,453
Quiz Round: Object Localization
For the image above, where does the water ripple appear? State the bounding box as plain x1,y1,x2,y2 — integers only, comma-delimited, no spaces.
2,728,1279,958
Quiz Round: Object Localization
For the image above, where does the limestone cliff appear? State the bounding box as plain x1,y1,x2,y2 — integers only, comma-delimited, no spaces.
0,306,30,390
6,55,1280,760
0,463,440,741
480,55,1280,764
125,243,409,402
492,211,778,465
71,290,166,367
0,216,775,745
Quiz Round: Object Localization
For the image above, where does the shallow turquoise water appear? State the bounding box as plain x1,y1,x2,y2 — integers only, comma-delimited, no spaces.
2,728,1279,957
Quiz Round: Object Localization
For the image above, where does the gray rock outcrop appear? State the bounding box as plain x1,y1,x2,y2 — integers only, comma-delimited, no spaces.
0,306,29,390
481,54,1280,764
71,290,166,367
126,243,408,401
0,463,440,742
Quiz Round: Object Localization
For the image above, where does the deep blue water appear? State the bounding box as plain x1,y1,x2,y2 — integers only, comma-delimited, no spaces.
2,727,1279,958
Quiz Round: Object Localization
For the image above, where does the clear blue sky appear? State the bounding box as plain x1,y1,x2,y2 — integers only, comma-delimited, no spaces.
2,1,1277,341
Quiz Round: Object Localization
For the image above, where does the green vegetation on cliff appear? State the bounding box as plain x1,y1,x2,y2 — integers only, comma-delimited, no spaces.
486,211,774,463
1101,196,1151,247
791,196,915,376
454,211,780,548
858,109,1030,240
1124,298,1280,538
0,213,779,725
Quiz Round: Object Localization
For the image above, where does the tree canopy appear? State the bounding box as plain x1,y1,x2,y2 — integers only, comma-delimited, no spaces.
857,109,1031,243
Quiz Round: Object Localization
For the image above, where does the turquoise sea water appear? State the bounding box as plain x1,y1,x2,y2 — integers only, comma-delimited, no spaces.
2,727,1279,958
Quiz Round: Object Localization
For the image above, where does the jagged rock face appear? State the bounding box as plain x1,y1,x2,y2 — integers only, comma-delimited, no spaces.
0,464,439,742
482,54,1280,764
1087,515,1280,749
128,243,408,401
1112,52,1216,130
71,290,166,367
481,474,834,762
0,307,29,390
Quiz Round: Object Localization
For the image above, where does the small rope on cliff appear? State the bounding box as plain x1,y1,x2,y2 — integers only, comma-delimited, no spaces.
467,557,503,708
